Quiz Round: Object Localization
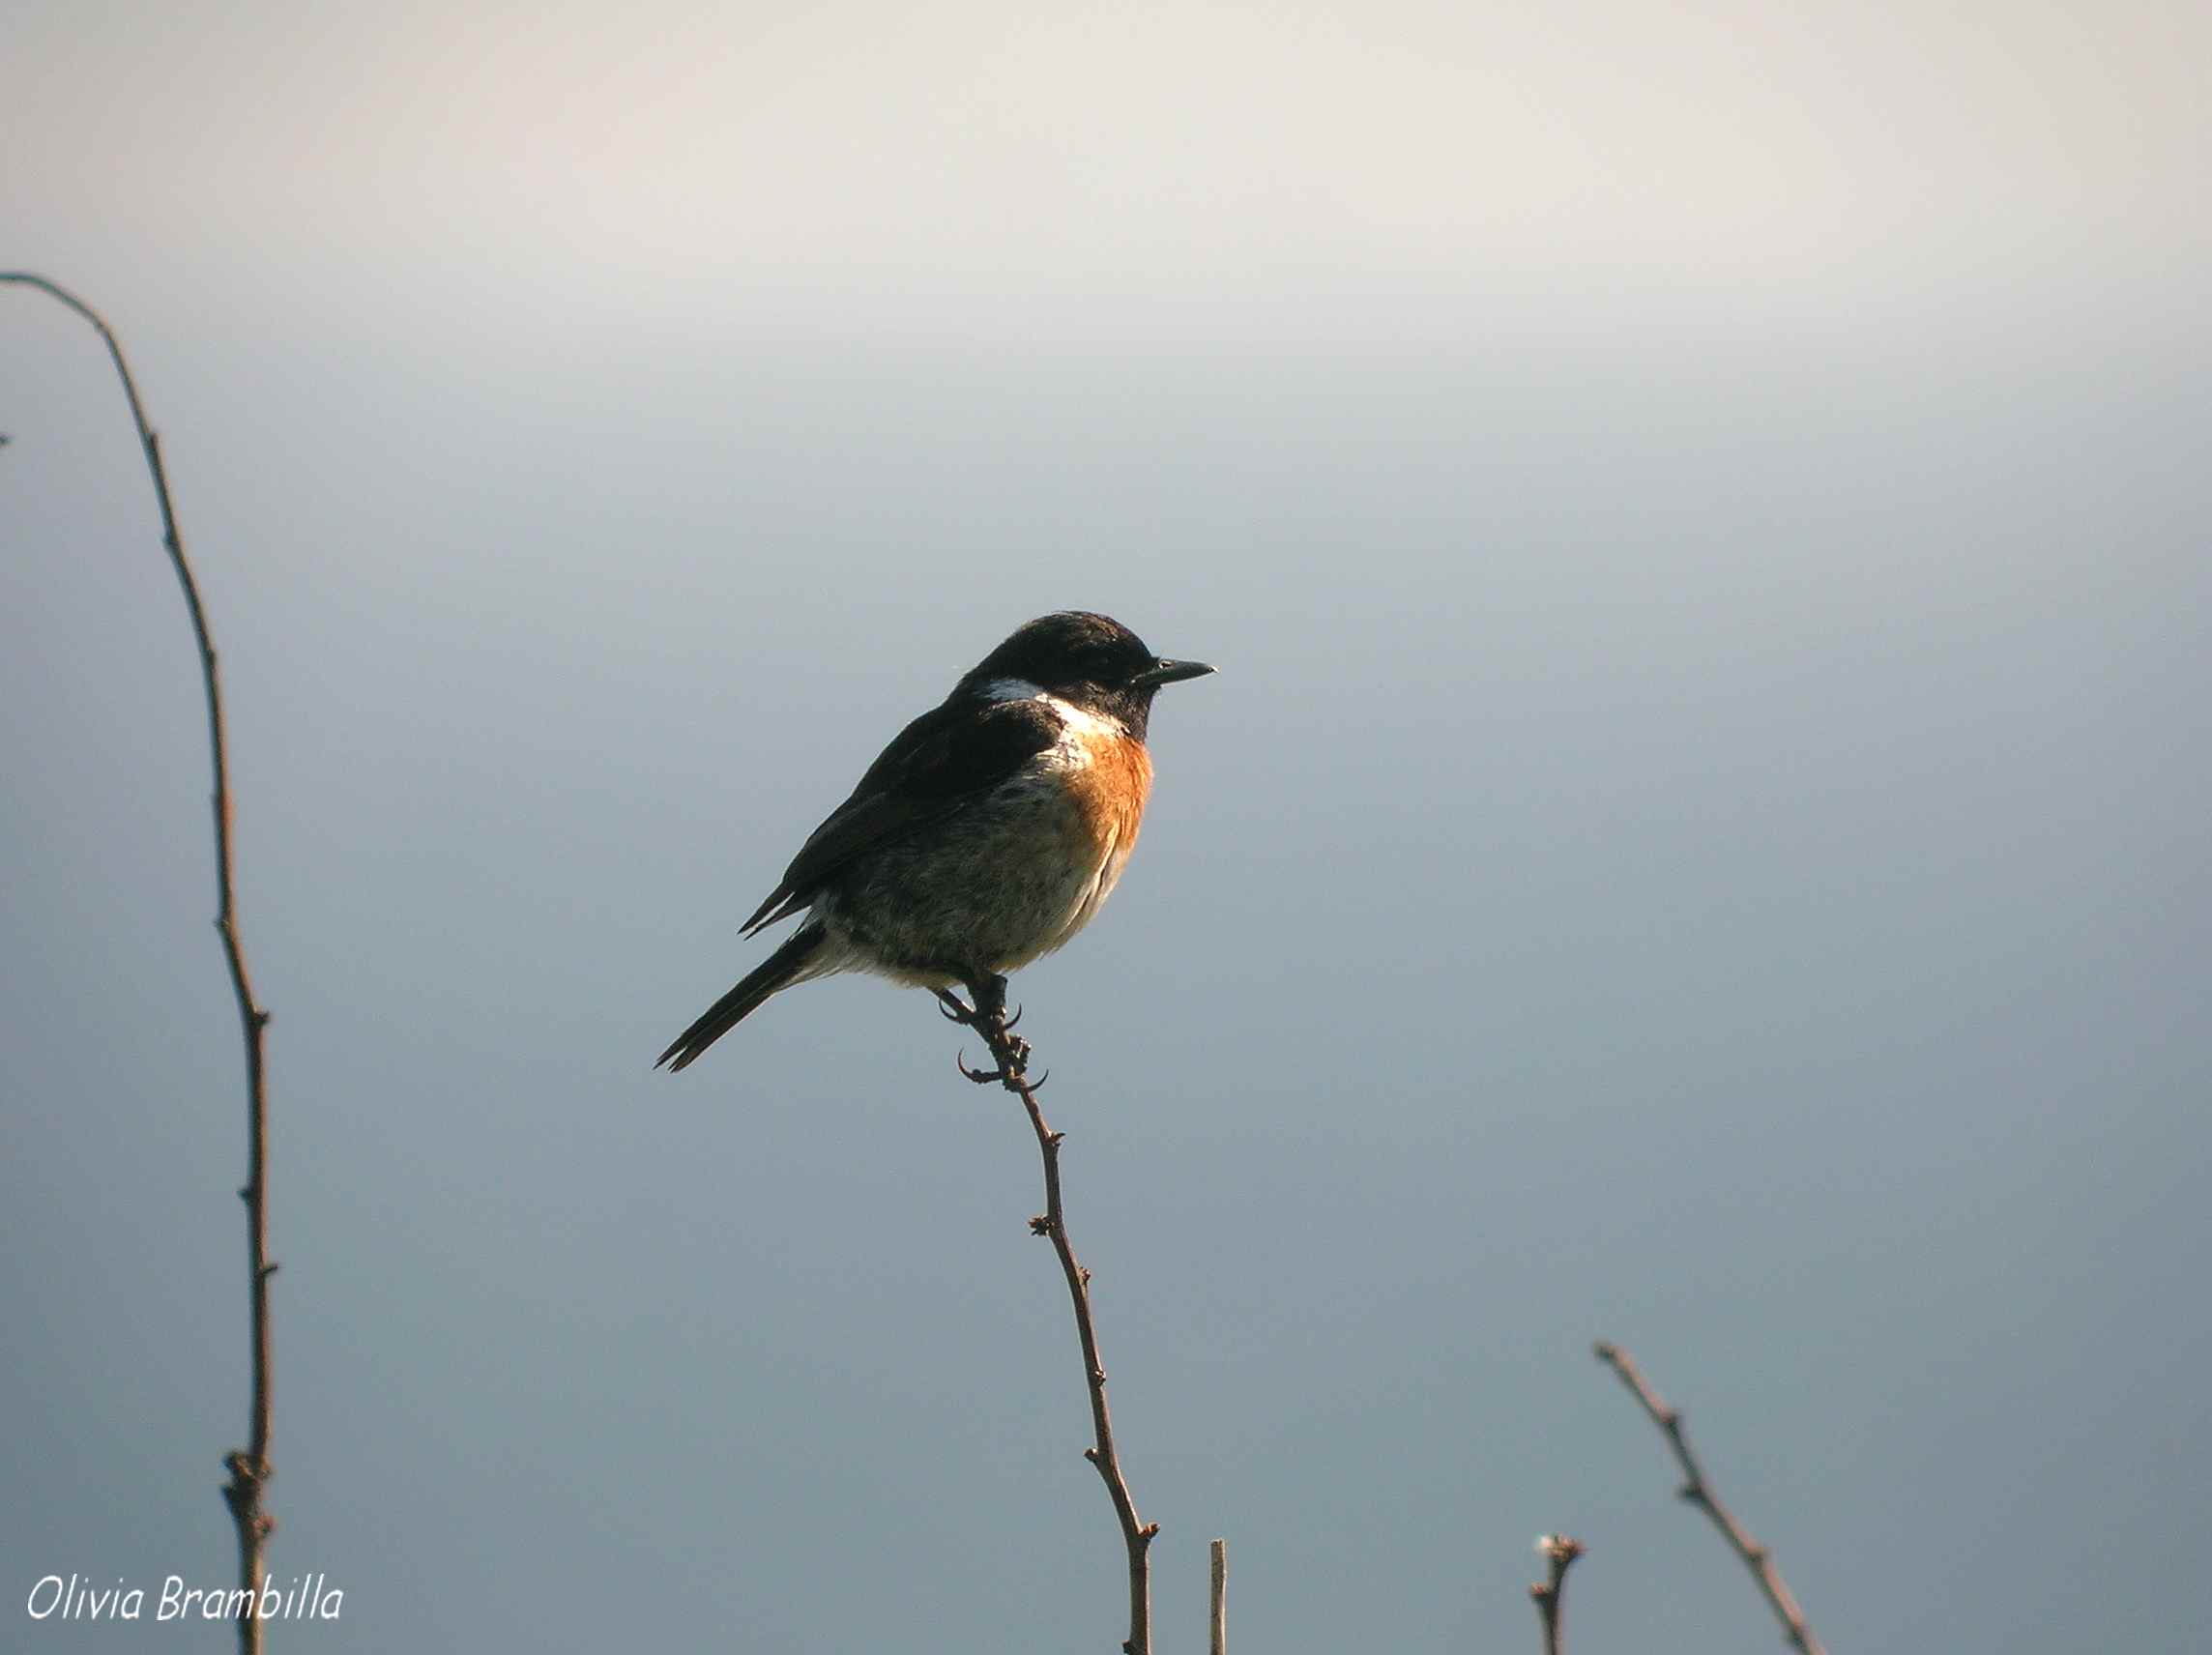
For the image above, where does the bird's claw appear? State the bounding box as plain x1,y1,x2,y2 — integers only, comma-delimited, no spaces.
941,980,1033,1081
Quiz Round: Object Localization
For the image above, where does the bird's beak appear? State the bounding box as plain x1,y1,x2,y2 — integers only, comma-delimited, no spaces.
1131,657,1217,689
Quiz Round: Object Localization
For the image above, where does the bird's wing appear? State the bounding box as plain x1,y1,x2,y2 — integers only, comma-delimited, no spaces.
740,697,1062,935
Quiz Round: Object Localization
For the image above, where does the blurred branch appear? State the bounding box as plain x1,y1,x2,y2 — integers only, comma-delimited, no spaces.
1528,1533,1585,1655
941,977,1157,1655
1593,1342,1822,1655
1209,1537,1227,1655
6,272,276,1653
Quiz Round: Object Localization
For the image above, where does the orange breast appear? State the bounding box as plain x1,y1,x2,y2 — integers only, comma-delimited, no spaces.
1066,728,1151,863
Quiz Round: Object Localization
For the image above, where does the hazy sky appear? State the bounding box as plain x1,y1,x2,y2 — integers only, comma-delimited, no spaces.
6,3,2207,1652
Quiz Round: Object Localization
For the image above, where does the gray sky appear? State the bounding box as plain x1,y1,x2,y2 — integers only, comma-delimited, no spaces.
5,3,2208,1651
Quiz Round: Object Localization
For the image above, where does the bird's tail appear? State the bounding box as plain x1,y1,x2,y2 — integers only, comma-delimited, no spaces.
656,925,830,1072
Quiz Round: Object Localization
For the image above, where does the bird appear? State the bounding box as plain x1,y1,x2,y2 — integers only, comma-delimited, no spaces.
657,611,1215,1071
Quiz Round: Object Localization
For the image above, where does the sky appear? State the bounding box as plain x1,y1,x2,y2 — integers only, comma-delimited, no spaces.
4,2,2208,1651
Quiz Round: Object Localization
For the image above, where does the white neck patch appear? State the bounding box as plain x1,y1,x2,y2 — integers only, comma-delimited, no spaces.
980,677,1125,740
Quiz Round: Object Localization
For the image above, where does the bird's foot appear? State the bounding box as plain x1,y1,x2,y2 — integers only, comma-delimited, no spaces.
972,976,1031,1068
938,976,1033,1077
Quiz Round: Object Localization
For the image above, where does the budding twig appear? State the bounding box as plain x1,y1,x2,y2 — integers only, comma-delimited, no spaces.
1593,1341,1823,1655
940,980,1155,1655
1528,1533,1585,1655
5,272,276,1655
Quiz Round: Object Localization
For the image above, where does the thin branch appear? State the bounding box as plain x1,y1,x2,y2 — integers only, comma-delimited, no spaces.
1592,1341,1822,1655
1209,1537,1227,1655
6,273,276,1653
1528,1533,1585,1655
941,980,1156,1655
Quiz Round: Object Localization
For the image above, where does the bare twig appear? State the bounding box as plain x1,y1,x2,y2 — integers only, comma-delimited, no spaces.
1593,1342,1822,1655
1209,1537,1227,1655
1528,1533,1585,1655
940,978,1156,1655
7,273,276,1653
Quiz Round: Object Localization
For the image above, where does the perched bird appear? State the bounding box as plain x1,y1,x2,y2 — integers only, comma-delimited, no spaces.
657,611,1215,1071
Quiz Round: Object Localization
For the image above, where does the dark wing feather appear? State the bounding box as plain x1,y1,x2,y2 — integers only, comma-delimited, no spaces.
741,698,1060,934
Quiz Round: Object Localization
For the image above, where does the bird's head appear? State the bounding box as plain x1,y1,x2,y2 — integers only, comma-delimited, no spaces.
963,611,1214,737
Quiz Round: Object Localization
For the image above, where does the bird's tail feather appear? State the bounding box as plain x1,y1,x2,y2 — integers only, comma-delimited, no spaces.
656,925,829,1072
